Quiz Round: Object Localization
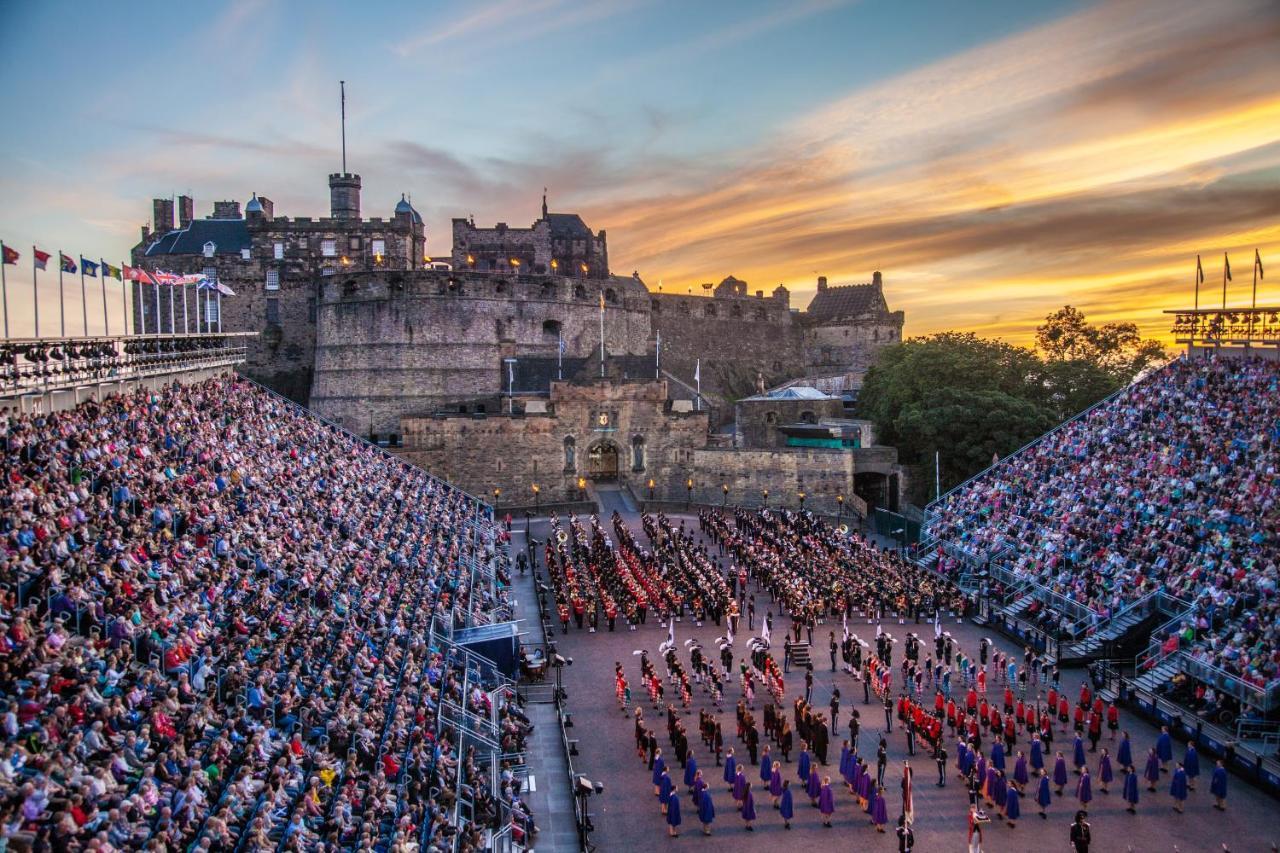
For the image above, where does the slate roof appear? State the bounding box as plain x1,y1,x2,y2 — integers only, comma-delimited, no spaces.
805,282,885,320
545,213,593,239
143,219,251,257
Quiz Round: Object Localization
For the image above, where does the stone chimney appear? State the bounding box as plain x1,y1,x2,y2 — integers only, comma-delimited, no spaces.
211,200,242,220
257,196,274,220
329,172,361,220
817,275,828,292
178,195,194,228
872,271,882,287
153,198,174,235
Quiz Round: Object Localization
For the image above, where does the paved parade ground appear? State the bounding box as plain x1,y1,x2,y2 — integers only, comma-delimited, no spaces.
520,504,1280,853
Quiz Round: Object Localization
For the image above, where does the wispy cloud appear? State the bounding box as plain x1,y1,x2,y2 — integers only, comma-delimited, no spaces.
393,0,646,58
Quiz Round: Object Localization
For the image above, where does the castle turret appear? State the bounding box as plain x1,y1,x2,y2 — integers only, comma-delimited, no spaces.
329,172,361,220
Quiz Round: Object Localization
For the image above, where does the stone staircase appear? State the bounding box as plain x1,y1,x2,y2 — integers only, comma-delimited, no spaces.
789,641,812,670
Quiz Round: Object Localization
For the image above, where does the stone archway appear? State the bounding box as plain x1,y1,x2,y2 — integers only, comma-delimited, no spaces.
586,440,620,480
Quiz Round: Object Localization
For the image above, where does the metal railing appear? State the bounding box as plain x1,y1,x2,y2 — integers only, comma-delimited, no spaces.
0,332,252,399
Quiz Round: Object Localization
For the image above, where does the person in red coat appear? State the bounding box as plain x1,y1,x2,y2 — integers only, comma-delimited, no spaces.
966,687,978,714
1004,687,1015,715
1106,703,1120,741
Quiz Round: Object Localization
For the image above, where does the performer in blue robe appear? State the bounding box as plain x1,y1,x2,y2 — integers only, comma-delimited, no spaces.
1098,749,1113,793
733,768,747,803
975,755,988,791
1013,751,1029,789
659,770,673,814
652,751,666,795
797,747,811,785
1183,742,1199,790
984,766,998,807
958,742,973,777
1155,726,1173,770
1169,764,1188,812
1072,735,1087,773
666,792,682,836
1036,774,1052,819
1076,768,1092,812
759,746,773,781
806,767,821,804
697,788,715,835
769,763,783,801
1122,766,1140,814
839,745,850,780
684,755,698,789
722,750,736,790
1030,736,1045,775
992,770,1008,812
1209,760,1227,811
1052,752,1069,795
779,779,794,829
692,771,707,802
741,781,757,830
1117,731,1132,769
991,741,1006,772
1005,784,1021,826
1143,748,1161,792
818,778,835,827
870,785,888,833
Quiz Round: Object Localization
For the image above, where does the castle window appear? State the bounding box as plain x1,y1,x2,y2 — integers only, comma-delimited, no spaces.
800,410,817,424
206,298,219,325
604,288,618,305
730,304,742,317
371,239,385,257
273,242,284,260
541,281,555,298
704,304,717,318
265,270,280,291
202,241,216,258
652,300,661,313
574,285,586,300
495,279,507,294
542,319,562,338
564,436,576,472
631,435,646,471
202,267,217,283
321,239,337,257
754,308,766,320
265,298,280,325
765,412,778,424
240,248,251,260
349,236,361,251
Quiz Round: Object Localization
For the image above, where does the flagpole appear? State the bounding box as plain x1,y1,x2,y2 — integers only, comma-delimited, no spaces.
80,263,88,336
119,264,128,336
1193,255,1201,342
695,358,701,411
598,291,605,378
655,329,661,380
168,280,176,335
1,242,9,339
182,281,189,335
216,290,222,333
557,330,563,380
99,261,109,336
1222,252,1229,310
153,281,161,335
58,250,66,337
1251,250,1260,340
935,450,940,501
32,245,39,338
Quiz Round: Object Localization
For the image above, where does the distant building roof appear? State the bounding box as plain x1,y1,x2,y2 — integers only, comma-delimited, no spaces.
244,194,263,214
143,218,250,257
806,282,886,320
544,213,592,239
741,386,837,402
395,194,423,224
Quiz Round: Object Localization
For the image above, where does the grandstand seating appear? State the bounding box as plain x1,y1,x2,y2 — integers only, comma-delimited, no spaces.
0,376,527,851
924,356,1279,714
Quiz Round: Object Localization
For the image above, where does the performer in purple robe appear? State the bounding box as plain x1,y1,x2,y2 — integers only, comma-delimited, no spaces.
991,741,1006,772
1030,735,1044,775
1013,751,1029,789
760,746,773,783
1117,731,1132,768
870,785,888,832
1076,767,1092,812
779,779,794,829
684,755,698,789
992,770,1008,812
984,765,997,807
806,767,821,804
975,754,987,792
1097,749,1113,794
818,777,836,826
1183,742,1199,790
958,742,973,777
697,787,715,835
1005,784,1021,827
769,762,783,802
1036,774,1052,819
1052,751,1069,795
733,768,747,803
652,751,666,795
666,792,682,836
741,781,757,830
1209,760,1227,811
1143,748,1161,792
1072,735,1086,773
659,770,673,814
797,746,811,784
1123,765,1140,814
1169,763,1188,813
722,749,736,791
692,770,707,803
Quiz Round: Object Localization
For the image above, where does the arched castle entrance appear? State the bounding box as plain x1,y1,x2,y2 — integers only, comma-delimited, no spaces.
586,440,620,480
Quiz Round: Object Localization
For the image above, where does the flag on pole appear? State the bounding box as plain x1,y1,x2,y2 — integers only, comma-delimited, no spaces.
103,262,122,280
1196,255,1204,283
599,290,605,310
59,253,77,274
694,359,700,384
934,609,942,639
151,270,180,285
2,246,17,265
902,764,914,824
33,249,50,270
667,620,675,649
80,259,99,277
761,615,771,645
1257,249,1265,279
1224,252,1232,281
123,265,155,284
557,334,567,355
842,610,849,643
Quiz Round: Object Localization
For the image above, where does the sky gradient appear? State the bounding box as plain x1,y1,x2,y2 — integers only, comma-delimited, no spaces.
1,0,1277,342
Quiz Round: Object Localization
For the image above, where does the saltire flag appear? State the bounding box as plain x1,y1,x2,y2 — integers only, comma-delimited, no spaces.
196,278,235,295
33,248,51,270
558,334,567,355
80,259,99,277
102,262,122,281
2,245,17,265
123,265,155,284
1257,249,1265,279
1224,252,1232,282
59,253,77,274
1196,254,1204,283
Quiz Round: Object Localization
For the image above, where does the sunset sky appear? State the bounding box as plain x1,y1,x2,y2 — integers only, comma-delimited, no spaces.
1,0,1277,342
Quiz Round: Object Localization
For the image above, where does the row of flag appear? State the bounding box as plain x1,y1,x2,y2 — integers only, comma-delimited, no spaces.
2,244,234,295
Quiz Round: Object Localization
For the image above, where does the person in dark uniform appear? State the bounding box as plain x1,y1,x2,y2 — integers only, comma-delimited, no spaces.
848,709,861,751
1069,810,1091,852
935,743,948,787
830,689,841,735
906,716,917,757
884,693,894,733
863,662,872,704
829,632,838,671
877,738,888,787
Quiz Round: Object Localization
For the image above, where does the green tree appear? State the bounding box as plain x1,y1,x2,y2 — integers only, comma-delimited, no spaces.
1035,305,1165,379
